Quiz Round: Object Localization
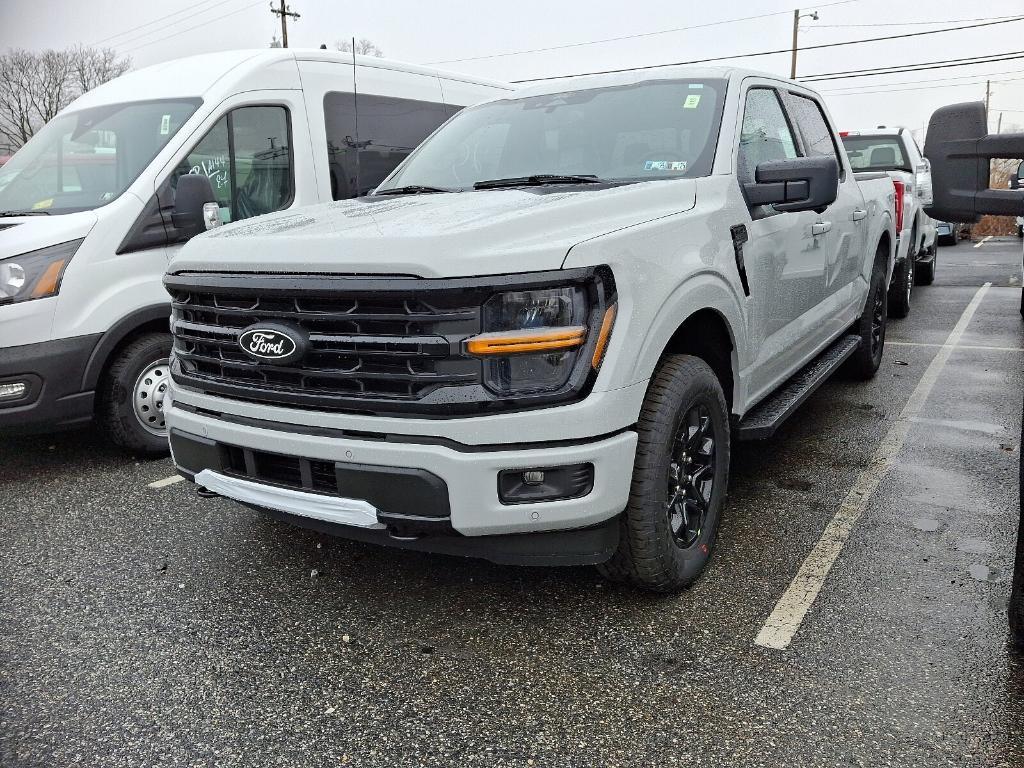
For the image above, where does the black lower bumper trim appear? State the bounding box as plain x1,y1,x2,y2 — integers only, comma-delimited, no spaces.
261,506,619,567
0,334,101,434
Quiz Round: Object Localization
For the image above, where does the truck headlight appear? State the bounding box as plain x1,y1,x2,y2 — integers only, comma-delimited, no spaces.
0,238,83,306
466,284,616,396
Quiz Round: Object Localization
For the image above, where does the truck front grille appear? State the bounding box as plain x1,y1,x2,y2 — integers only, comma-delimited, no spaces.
167,273,488,413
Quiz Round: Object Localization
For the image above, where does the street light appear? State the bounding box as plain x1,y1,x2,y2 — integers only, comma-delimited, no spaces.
791,9,820,79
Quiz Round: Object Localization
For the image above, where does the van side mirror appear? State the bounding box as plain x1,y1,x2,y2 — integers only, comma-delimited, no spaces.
923,101,1024,220
171,174,222,239
743,156,839,213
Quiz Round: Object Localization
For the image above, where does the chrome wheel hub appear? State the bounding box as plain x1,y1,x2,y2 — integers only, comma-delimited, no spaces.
133,359,170,436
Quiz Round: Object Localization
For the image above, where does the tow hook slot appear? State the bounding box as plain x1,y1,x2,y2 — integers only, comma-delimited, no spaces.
730,224,751,297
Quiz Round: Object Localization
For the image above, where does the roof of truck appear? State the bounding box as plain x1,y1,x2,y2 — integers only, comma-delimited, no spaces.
64,49,512,113
506,65,809,99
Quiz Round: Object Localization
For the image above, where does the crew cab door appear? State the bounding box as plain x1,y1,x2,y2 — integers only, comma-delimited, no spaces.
734,85,828,398
779,90,866,311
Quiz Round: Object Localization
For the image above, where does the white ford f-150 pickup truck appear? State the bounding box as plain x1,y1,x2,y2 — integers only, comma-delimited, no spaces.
163,66,895,591
841,127,937,318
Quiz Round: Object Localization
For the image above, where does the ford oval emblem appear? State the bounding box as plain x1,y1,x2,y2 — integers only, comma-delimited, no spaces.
238,323,308,365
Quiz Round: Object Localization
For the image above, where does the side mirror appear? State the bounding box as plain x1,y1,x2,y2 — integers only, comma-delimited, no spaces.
923,100,1024,220
743,156,839,213
1011,160,1023,191
171,174,222,239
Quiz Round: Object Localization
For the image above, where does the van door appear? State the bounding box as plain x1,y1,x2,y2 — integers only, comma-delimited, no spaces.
148,90,315,258
734,85,826,399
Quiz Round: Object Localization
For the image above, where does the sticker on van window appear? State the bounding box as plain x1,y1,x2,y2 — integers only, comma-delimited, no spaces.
683,94,702,109
32,198,53,209
160,115,171,135
644,161,687,172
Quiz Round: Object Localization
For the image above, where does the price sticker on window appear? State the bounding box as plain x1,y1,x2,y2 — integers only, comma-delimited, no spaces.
683,95,702,109
160,115,171,135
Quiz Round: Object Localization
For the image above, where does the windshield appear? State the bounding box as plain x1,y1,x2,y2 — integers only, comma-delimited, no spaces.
841,135,911,173
0,99,200,215
377,79,726,192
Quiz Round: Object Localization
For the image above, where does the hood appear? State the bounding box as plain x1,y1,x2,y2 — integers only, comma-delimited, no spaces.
170,180,697,277
0,210,99,259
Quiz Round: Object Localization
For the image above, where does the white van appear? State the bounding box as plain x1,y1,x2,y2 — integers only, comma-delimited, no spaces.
0,49,510,452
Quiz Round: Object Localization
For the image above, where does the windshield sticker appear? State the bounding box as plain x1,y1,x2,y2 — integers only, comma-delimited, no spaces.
688,83,704,89
683,94,702,109
160,115,171,135
644,161,688,172
32,198,53,209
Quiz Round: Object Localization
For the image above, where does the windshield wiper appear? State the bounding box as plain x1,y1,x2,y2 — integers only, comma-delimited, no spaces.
373,185,450,196
0,209,51,216
473,174,601,190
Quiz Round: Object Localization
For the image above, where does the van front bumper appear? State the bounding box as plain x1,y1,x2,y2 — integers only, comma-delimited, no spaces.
0,335,101,434
166,400,638,566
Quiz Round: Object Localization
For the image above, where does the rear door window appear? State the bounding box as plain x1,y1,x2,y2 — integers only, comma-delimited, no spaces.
323,92,450,198
781,92,842,179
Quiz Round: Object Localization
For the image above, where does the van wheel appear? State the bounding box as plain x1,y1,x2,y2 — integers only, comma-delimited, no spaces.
598,355,730,592
97,332,172,455
845,254,888,380
888,256,913,318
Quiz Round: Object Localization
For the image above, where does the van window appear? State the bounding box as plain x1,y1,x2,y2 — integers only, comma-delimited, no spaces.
323,92,450,199
840,135,911,173
0,99,199,215
172,105,292,223
737,88,800,185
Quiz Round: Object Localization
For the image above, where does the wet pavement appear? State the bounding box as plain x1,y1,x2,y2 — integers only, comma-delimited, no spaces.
2,239,1022,767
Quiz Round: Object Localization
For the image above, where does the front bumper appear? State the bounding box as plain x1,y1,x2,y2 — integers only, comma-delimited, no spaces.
166,400,637,564
0,335,101,434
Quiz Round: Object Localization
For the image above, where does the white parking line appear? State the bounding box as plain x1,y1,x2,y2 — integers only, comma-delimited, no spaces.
754,282,992,651
148,475,184,489
888,340,1024,352
973,236,993,248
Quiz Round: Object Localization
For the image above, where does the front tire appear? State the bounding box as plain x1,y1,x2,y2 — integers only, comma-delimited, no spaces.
598,355,730,592
97,332,172,455
845,252,888,380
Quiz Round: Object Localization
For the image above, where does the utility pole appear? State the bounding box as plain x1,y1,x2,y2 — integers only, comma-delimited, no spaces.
790,9,820,79
985,79,991,126
270,0,300,48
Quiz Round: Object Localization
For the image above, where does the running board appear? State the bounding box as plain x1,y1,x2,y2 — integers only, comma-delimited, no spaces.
736,334,862,441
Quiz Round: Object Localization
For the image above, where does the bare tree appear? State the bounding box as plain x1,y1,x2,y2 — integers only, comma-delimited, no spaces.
334,38,385,57
0,46,131,149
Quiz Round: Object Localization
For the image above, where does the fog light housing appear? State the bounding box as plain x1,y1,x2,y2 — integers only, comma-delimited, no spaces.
0,381,28,401
498,463,594,505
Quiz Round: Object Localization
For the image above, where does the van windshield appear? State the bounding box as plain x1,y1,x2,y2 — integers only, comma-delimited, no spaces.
376,79,726,193
0,99,200,215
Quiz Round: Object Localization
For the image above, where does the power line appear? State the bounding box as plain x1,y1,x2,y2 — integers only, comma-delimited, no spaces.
823,78,1024,96
119,0,266,54
807,14,1021,28
821,68,1024,93
112,0,263,52
511,15,1024,83
800,51,1024,82
91,0,216,45
427,0,860,65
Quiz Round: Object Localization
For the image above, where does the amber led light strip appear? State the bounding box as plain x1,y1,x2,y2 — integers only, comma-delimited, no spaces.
466,326,587,355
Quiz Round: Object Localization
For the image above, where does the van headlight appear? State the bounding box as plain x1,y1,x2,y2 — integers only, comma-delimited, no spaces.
0,238,83,306
465,283,617,396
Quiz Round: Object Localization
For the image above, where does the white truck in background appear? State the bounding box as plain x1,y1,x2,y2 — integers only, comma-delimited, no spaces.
841,127,937,317
0,49,510,452
164,66,896,591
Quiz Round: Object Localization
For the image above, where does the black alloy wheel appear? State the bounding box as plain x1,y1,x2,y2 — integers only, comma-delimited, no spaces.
667,404,716,548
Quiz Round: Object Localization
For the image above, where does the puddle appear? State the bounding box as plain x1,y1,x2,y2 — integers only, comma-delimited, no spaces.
911,518,942,532
956,538,994,555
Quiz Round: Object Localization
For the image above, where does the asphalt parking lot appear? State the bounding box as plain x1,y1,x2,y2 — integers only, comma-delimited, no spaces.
2,239,1023,768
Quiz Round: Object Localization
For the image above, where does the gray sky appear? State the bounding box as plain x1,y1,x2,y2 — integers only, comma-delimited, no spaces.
3,0,1024,137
